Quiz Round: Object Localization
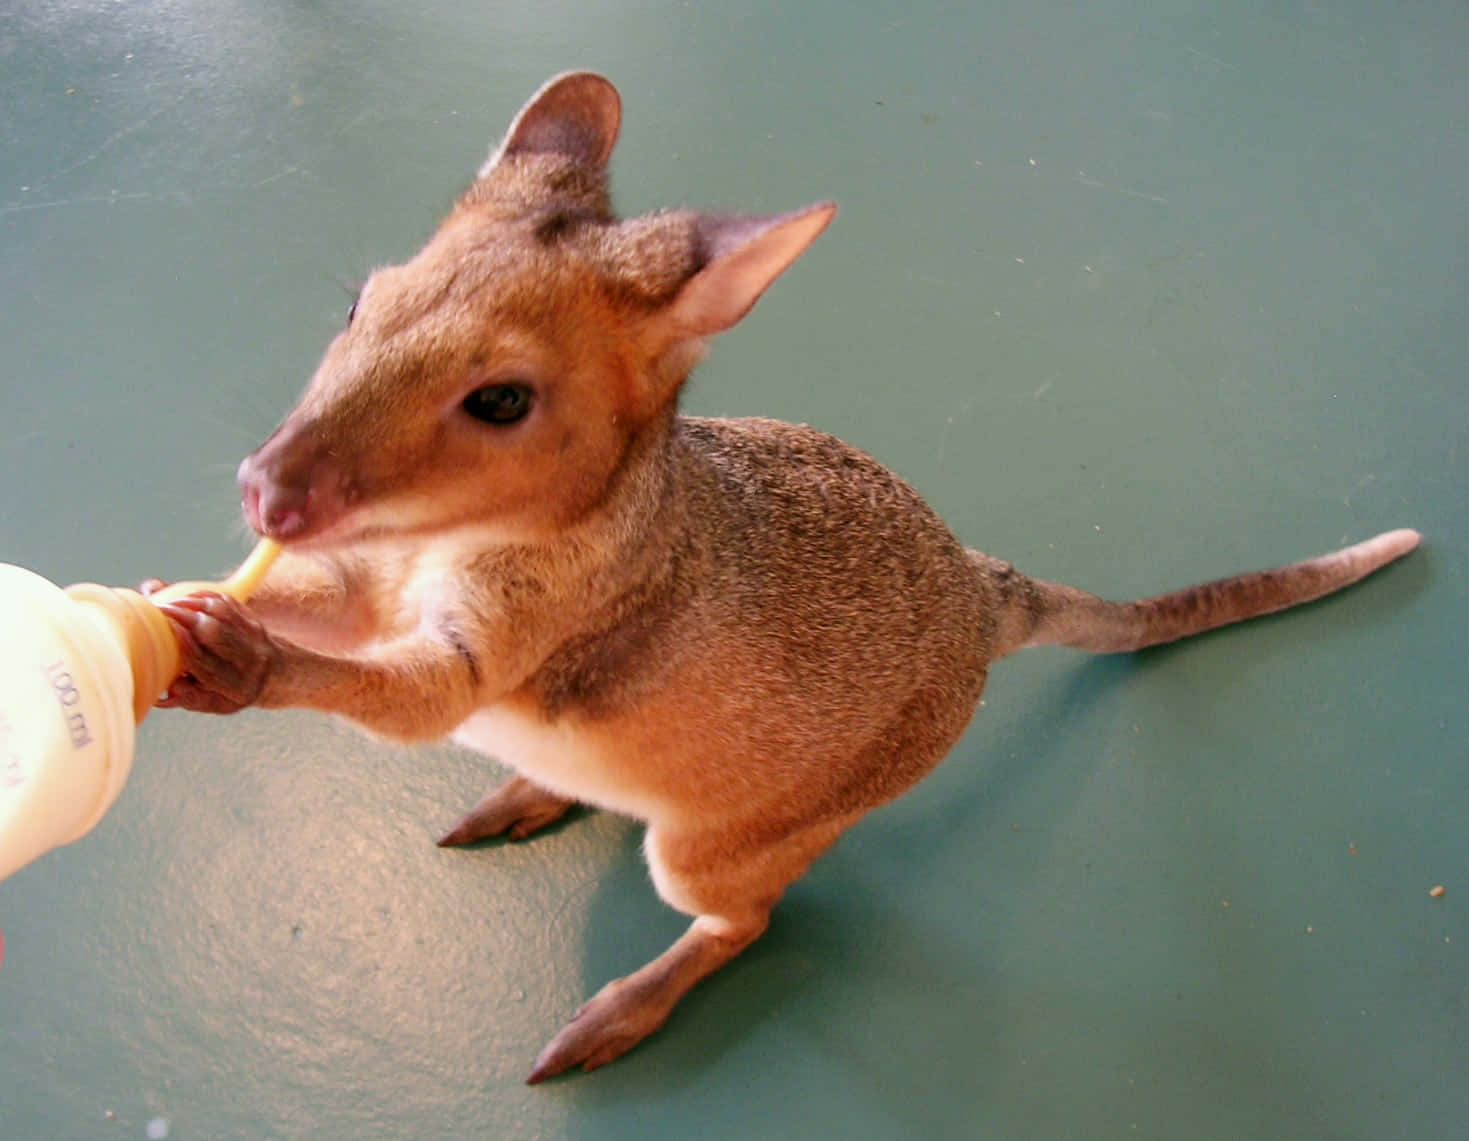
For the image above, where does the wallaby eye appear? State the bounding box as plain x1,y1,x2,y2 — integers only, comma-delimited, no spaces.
462,382,534,426
346,296,359,325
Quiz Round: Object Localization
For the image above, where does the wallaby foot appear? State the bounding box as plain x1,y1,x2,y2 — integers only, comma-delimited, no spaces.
526,913,767,1083
437,776,577,846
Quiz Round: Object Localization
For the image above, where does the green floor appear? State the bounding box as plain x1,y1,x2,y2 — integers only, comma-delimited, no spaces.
2,2,1465,1137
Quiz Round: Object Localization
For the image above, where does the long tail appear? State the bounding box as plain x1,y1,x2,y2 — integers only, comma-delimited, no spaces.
990,528,1421,657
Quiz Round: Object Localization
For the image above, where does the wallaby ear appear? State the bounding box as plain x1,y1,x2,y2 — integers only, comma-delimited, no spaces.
670,203,837,337
480,71,622,178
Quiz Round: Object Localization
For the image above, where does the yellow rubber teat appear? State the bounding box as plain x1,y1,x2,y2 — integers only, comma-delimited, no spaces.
63,539,282,724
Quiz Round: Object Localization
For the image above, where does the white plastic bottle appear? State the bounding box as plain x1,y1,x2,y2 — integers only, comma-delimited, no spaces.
0,540,279,881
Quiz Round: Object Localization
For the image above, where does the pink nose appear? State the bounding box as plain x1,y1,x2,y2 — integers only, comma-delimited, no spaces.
240,476,311,539
237,422,341,541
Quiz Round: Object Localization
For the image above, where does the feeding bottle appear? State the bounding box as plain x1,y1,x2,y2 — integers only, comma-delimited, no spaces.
0,540,280,882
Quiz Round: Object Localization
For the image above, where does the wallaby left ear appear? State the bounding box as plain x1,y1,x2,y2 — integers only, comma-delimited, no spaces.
480,71,622,178
670,203,837,337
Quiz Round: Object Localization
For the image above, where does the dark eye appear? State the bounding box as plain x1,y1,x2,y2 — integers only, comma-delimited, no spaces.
462,383,534,425
346,295,359,325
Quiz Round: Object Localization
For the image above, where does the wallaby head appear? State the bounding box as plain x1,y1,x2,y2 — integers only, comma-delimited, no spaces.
238,71,835,547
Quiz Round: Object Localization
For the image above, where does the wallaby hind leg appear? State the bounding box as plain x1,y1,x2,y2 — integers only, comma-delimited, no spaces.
526,813,858,1082
437,775,577,846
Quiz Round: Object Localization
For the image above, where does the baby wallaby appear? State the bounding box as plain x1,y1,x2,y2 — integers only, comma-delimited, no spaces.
156,72,1421,1082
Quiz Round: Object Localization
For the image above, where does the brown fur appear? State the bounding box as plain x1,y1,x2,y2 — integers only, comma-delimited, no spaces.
155,72,1421,1082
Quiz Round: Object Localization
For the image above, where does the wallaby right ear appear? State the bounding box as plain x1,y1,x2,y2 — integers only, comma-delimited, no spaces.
668,203,837,337
479,71,622,179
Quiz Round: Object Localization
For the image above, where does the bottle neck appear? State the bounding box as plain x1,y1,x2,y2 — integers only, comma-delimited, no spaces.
63,586,180,725
59,539,280,726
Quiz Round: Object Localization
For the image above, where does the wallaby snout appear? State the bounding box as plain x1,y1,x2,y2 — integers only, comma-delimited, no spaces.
238,422,356,542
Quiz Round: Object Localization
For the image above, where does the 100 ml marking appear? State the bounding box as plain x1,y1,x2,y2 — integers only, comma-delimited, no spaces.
44,661,93,749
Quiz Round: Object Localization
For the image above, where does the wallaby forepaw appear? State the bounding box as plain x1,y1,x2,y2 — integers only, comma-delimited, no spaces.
436,776,576,846
156,592,277,715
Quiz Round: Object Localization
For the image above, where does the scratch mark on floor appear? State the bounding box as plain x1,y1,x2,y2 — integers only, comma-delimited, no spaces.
1075,175,1169,205
42,107,171,186
1185,45,1237,70
249,164,302,189
0,191,157,217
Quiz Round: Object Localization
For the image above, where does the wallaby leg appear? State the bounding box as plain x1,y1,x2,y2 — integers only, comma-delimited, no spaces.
437,775,577,846
527,813,857,1082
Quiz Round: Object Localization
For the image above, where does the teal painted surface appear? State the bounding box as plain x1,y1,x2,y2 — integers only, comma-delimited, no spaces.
1,2,1464,1137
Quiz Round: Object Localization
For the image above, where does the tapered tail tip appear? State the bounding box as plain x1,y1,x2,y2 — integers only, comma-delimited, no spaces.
1362,528,1422,564
1340,528,1421,578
